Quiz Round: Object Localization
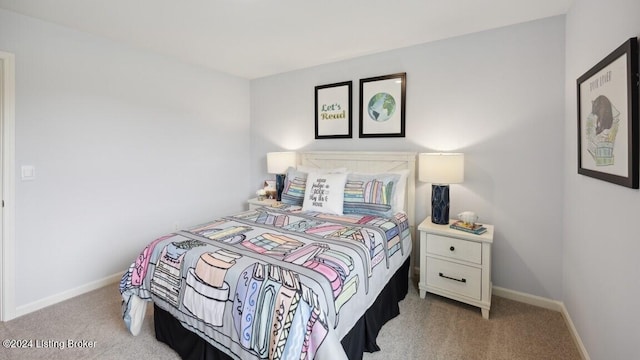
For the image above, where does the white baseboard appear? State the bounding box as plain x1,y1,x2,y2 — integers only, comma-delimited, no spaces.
13,272,122,320
492,286,563,311
557,301,591,360
492,286,590,360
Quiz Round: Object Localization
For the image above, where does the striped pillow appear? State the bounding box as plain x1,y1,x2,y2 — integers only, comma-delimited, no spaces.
281,168,307,206
343,173,401,218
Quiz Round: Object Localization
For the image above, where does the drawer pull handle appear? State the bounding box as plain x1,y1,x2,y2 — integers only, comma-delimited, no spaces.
449,246,455,251
439,272,466,283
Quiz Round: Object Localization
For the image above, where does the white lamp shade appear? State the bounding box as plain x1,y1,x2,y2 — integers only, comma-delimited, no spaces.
267,152,297,174
419,153,464,184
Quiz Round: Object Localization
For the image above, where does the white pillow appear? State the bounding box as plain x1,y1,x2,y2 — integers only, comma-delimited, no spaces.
302,172,347,215
392,169,410,213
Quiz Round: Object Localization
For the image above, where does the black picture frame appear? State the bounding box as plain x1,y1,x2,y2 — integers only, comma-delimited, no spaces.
315,81,352,139
577,37,639,189
359,72,406,138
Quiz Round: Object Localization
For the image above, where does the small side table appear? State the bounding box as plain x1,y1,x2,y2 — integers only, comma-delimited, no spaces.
418,216,494,319
247,197,278,210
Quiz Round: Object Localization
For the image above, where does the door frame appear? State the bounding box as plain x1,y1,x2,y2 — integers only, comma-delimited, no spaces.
0,50,16,322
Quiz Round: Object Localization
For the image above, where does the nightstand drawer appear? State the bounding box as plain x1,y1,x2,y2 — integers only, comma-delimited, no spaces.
426,234,482,264
426,257,481,300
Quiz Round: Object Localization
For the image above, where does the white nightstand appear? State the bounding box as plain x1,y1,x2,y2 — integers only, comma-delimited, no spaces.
247,197,279,210
418,216,494,319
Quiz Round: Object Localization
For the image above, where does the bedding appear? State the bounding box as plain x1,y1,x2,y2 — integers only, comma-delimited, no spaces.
153,256,411,360
301,172,348,215
280,167,307,206
343,172,401,218
120,202,412,360
281,166,348,206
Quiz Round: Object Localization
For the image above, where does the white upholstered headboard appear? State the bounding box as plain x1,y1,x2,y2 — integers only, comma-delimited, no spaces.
299,151,417,230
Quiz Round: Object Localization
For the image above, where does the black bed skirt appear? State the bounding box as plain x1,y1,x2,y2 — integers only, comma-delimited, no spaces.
154,256,410,360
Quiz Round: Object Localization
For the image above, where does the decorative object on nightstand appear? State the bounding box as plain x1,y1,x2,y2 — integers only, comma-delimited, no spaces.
450,211,486,234
457,211,478,225
449,220,487,235
267,152,296,201
255,189,267,201
418,216,494,319
263,180,277,199
419,153,464,224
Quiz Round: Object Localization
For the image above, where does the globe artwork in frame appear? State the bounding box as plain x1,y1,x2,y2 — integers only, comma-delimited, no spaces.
359,72,406,138
577,37,638,189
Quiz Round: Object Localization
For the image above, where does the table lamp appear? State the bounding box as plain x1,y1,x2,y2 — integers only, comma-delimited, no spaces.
419,153,464,224
267,151,297,201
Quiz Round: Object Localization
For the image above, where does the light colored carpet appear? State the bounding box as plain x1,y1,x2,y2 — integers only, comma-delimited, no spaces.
0,280,581,360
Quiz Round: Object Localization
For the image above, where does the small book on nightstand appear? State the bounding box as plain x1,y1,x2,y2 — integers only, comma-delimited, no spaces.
449,220,487,235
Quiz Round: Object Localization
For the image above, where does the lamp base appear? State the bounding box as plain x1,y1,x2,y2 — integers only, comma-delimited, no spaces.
275,174,286,201
431,184,450,225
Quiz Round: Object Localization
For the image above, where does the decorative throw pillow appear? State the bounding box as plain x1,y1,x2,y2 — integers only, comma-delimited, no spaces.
302,172,347,215
390,169,410,213
281,167,308,206
343,172,401,218
281,166,348,206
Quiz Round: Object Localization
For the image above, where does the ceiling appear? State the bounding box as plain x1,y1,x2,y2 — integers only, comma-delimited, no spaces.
0,0,573,79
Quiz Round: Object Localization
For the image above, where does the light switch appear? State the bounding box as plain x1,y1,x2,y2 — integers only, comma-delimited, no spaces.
21,165,35,180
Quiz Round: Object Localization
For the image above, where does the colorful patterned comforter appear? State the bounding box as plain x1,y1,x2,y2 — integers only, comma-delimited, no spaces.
120,203,412,360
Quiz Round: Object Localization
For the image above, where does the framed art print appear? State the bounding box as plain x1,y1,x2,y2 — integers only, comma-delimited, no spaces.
315,81,352,139
359,72,406,138
577,37,638,188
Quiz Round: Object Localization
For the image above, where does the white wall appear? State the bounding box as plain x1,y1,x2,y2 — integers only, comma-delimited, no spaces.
5,4,636,356
564,0,640,358
251,17,566,300
0,9,251,309
3,2,636,355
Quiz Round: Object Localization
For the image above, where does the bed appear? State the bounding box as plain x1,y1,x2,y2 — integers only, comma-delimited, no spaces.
120,151,417,360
